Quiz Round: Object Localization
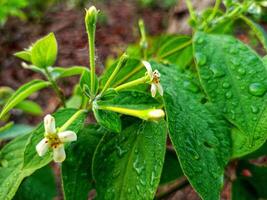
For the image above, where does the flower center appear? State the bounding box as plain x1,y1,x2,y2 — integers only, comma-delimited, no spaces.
45,134,62,149
152,70,160,84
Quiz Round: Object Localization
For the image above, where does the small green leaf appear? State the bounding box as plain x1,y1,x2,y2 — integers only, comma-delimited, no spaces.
15,100,43,116
93,109,121,133
240,15,267,52
51,66,88,80
80,70,99,97
0,124,33,140
156,62,231,200
0,80,51,119
62,125,106,200
31,33,58,68
93,120,167,200
14,166,57,200
193,32,267,157
14,50,31,62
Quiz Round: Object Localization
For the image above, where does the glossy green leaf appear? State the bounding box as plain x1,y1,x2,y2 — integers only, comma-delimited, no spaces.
14,166,57,200
93,120,167,200
51,66,88,80
0,124,33,140
14,50,31,62
15,100,43,116
155,62,231,200
0,109,86,200
240,15,267,52
0,80,51,119
66,95,82,109
159,150,184,185
31,33,58,68
193,31,267,157
62,125,106,200
93,109,121,133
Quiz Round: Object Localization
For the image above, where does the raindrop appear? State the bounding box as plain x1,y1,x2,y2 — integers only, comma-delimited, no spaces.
210,65,225,78
133,156,144,175
222,82,230,89
183,80,199,93
251,105,259,114
196,53,207,66
112,169,121,178
238,68,246,75
115,145,128,158
225,91,232,99
248,82,267,96
197,37,204,44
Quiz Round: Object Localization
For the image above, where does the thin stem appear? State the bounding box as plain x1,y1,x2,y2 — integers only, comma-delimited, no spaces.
139,19,148,59
159,40,192,59
44,68,66,107
100,53,128,96
208,0,222,22
58,109,87,132
114,76,149,92
88,29,96,96
113,63,143,87
185,0,197,23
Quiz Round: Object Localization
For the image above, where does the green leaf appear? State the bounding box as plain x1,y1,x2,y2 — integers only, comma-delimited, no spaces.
51,66,88,80
0,109,86,200
80,70,99,97
14,50,31,62
31,33,58,68
0,124,33,140
15,100,43,115
155,35,193,69
156,62,231,200
62,124,106,200
240,15,267,52
232,179,257,200
92,120,167,200
159,150,184,185
193,32,267,157
66,95,82,109
14,166,57,200
93,109,121,133
0,80,51,119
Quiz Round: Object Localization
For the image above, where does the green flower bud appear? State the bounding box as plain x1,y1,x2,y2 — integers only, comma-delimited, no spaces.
85,6,98,31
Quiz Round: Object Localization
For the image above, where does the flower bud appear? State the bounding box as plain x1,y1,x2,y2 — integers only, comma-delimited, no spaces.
148,109,165,119
85,6,98,30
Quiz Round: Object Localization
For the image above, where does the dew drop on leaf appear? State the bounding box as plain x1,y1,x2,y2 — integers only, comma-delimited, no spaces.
222,82,230,89
238,68,246,75
248,82,267,96
183,80,199,93
250,105,259,114
225,91,232,99
210,65,225,78
196,53,207,66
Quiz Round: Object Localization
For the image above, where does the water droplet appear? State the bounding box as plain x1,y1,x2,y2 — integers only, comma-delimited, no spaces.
187,147,200,160
210,65,225,77
238,68,246,75
222,82,230,89
196,53,207,66
197,37,204,44
248,82,267,96
133,155,144,175
183,80,199,93
127,188,132,194
251,105,259,114
225,91,232,99
112,169,121,178
115,145,128,158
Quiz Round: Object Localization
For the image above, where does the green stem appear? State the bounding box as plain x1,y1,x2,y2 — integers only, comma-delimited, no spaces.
44,68,66,108
58,109,87,132
114,76,149,92
185,0,197,23
100,53,128,95
88,29,96,96
159,40,192,59
208,0,222,22
139,19,148,59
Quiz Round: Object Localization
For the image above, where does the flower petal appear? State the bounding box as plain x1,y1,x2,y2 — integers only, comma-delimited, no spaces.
36,138,49,156
53,145,66,163
44,114,56,135
148,109,165,119
156,83,164,96
142,61,153,78
58,131,77,143
151,83,157,97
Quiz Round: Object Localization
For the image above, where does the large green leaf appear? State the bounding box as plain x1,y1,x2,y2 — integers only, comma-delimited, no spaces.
0,124,33,140
51,66,88,80
0,80,50,119
31,33,58,68
80,70,99,97
155,62,231,200
62,125,106,200
15,100,43,116
92,120,167,200
193,32,267,157
14,166,57,200
0,109,86,200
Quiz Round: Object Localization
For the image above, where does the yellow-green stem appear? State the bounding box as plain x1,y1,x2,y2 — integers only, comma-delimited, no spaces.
114,76,149,92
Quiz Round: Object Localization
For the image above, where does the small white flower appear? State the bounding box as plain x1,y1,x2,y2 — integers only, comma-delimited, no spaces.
142,61,163,97
36,114,77,163
148,109,165,119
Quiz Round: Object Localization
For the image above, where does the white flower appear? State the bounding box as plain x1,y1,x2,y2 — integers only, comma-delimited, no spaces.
148,109,165,119
142,61,163,97
36,114,77,163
